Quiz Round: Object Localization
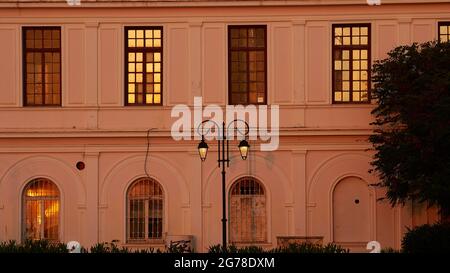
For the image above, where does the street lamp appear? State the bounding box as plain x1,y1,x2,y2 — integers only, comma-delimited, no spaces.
197,119,250,249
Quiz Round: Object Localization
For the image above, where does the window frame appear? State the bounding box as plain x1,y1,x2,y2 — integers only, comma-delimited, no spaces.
438,21,450,43
229,177,267,244
22,26,62,107
22,178,60,242
332,23,372,104
126,177,164,244
124,26,164,106
228,25,268,105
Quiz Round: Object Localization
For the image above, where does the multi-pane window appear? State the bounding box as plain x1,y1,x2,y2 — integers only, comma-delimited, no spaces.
228,25,267,105
332,24,371,103
229,177,266,243
438,22,450,43
22,178,60,241
125,27,163,105
127,178,164,242
23,27,61,106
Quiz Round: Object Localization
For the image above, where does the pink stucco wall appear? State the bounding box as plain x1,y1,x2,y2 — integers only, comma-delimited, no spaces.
0,1,445,252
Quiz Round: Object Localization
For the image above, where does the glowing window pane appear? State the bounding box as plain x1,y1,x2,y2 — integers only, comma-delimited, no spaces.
353,71,360,80
145,39,152,47
353,61,360,70
154,63,161,72
335,27,342,36
128,84,135,93
147,63,153,72
361,61,368,70
353,50,360,60
343,27,351,36
136,53,143,62
342,50,349,60
361,71,368,80
352,37,360,45
154,84,161,93
154,73,161,83
154,53,161,62
343,71,350,81
353,92,360,101
128,94,135,103
352,27,360,36
129,53,135,62
361,36,368,45
146,30,153,38
128,39,136,47
335,92,342,101
154,30,161,38
154,39,161,47
137,39,144,47
361,50,368,60
343,81,350,91
136,30,144,39
361,27,368,35
136,74,143,83
128,30,136,38
129,63,135,72
335,37,342,45
154,94,161,104
335,61,342,70
146,94,153,103
343,61,349,70
343,92,350,101
129,74,135,82
343,37,351,45
136,63,143,73
353,81,360,91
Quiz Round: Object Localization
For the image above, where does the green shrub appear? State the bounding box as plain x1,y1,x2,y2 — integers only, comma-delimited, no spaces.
208,242,349,254
0,239,68,253
402,222,450,253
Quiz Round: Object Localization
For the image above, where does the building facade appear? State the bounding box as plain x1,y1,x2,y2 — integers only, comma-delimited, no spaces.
0,0,447,252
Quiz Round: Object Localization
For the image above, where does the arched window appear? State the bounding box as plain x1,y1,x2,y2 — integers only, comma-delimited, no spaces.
22,178,60,241
127,177,164,242
229,177,267,243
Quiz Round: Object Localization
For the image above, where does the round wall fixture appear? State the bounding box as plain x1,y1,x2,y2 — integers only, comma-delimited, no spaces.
76,161,85,170
354,199,360,204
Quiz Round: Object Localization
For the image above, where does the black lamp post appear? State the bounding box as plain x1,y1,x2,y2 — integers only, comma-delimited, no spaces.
197,119,250,249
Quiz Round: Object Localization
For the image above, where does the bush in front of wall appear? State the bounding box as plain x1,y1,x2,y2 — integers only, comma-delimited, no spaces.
402,222,450,253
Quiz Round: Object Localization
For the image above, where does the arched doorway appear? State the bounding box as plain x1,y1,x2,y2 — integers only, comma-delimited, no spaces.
333,177,371,247
229,177,267,243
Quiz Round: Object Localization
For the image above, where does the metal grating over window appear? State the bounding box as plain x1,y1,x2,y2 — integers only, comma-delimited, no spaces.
439,22,450,43
229,177,266,243
23,27,61,106
22,178,60,241
332,24,371,103
127,178,164,242
125,27,163,105
228,25,267,105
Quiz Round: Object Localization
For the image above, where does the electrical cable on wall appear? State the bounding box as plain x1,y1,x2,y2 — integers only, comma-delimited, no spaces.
144,128,153,179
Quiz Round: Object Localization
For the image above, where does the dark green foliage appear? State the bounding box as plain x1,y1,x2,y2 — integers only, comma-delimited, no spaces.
0,239,68,253
402,222,450,253
370,41,450,216
208,242,349,253
0,240,178,253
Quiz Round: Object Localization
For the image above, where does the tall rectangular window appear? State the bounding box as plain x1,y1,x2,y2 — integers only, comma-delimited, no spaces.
23,27,61,106
438,22,450,43
228,25,267,105
125,27,163,105
332,24,371,103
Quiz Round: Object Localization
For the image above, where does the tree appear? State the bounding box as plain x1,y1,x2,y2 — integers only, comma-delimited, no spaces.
370,41,450,218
